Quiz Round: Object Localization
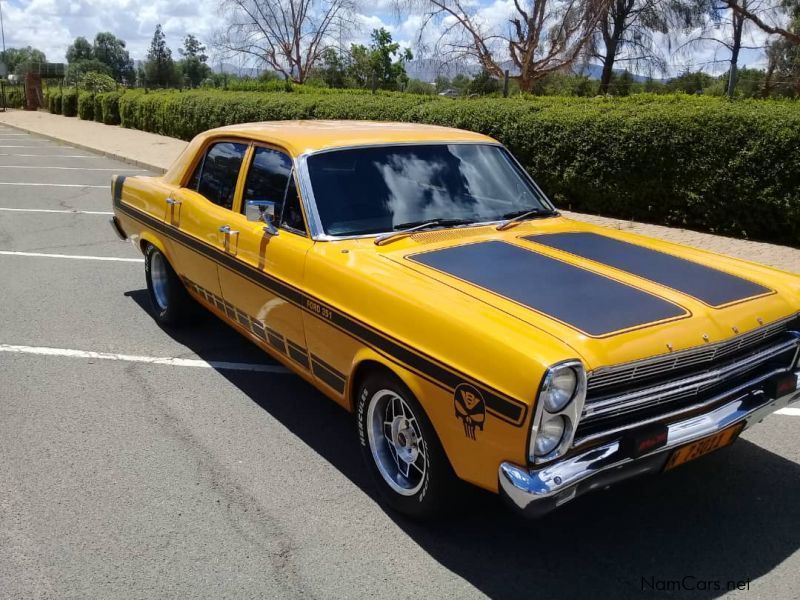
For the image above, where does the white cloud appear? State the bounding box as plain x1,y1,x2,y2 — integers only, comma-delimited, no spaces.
0,0,773,73
0,0,219,62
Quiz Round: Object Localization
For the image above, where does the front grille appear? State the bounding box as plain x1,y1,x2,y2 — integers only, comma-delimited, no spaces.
575,315,800,448
587,315,796,395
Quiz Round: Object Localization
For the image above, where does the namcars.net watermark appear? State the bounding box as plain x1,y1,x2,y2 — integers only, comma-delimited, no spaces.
642,576,752,592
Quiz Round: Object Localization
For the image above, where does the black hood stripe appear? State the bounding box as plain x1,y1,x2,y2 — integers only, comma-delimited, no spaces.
408,241,688,338
525,232,772,308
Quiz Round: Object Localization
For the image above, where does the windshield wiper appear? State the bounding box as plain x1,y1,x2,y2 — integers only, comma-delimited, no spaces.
496,207,558,231
374,218,474,246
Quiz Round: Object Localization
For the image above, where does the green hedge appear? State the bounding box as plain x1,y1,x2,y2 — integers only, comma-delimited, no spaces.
77,92,94,120
93,94,104,123
108,90,800,245
97,91,123,125
62,89,78,117
47,89,62,114
3,86,25,109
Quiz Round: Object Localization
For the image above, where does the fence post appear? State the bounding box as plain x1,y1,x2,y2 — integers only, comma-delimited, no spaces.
503,70,509,98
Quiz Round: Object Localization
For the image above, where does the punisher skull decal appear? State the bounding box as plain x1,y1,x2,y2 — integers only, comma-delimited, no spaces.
454,383,486,440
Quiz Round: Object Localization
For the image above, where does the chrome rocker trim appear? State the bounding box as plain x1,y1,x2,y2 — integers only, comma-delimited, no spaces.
499,367,800,518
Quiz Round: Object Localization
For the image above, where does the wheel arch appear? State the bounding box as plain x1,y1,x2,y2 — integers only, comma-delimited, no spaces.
138,231,169,257
347,349,459,471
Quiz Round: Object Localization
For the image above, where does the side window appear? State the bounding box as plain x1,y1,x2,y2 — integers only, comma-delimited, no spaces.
191,141,248,210
280,176,306,233
242,146,306,234
242,147,293,210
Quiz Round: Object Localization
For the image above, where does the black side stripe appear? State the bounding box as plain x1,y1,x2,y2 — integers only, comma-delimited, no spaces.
266,327,287,354
286,340,310,369
115,196,527,426
311,355,347,393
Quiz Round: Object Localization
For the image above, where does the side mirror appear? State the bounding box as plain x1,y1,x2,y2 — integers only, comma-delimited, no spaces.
245,200,279,236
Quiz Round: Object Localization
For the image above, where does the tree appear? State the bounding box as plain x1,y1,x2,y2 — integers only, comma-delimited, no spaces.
347,29,413,90
178,35,212,87
678,0,765,97
316,48,349,88
664,68,714,92
410,0,609,91
467,69,501,95
93,32,135,84
66,37,93,63
217,0,356,83
66,59,113,84
590,0,697,93
764,14,800,95
79,72,117,93
0,46,47,75
718,0,800,43
144,25,179,87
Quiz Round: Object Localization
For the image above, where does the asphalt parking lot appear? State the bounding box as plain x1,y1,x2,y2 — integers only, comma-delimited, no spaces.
1,126,799,600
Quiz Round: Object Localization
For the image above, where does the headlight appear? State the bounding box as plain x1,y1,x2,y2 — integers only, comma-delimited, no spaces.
529,360,587,464
533,415,566,457
542,366,578,413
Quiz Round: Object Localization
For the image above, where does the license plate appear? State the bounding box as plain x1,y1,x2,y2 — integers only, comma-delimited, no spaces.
663,423,745,471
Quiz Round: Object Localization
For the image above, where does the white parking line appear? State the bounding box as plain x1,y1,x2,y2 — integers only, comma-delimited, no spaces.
0,165,144,172
0,182,106,188
0,250,142,262
0,145,74,149
0,207,113,215
776,407,800,416
0,344,291,374
0,153,93,158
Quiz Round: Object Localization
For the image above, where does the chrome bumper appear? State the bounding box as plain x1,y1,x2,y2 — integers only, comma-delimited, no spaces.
499,368,800,518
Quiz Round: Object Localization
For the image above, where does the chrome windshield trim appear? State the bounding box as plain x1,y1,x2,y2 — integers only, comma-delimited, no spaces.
294,141,557,242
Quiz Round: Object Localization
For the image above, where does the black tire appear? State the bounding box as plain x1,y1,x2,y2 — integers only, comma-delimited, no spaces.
356,370,456,519
144,244,191,326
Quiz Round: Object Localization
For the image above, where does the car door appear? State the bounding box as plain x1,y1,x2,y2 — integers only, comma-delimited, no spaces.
217,144,314,374
164,139,249,300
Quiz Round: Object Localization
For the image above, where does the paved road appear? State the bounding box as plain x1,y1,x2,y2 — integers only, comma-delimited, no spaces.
1,128,799,600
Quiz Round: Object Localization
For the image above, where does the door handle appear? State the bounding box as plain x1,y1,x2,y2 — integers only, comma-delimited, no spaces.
165,197,181,225
218,225,239,252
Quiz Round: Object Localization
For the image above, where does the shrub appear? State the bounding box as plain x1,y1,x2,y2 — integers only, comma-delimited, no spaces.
77,91,94,120
97,91,123,125
93,94,104,122
47,88,63,114
108,89,800,245
62,89,78,117
78,71,117,93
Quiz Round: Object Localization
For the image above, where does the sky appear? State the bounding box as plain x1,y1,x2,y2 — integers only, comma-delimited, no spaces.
0,0,773,77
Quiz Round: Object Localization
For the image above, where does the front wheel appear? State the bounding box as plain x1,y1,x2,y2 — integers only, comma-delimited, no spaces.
144,244,191,326
356,371,456,519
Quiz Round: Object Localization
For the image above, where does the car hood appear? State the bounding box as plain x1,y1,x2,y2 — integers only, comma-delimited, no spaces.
374,217,800,370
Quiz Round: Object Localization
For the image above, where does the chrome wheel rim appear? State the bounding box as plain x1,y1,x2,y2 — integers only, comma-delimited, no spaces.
366,389,428,496
150,251,169,311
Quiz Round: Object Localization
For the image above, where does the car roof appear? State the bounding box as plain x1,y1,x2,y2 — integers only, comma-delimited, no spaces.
204,120,498,156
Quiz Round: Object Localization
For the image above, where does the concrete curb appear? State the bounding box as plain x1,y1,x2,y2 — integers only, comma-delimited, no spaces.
0,117,168,174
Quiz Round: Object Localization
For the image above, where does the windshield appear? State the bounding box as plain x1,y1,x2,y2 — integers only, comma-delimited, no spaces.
305,144,553,236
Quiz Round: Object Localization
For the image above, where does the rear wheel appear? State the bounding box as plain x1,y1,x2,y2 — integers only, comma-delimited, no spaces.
144,244,191,326
357,370,456,519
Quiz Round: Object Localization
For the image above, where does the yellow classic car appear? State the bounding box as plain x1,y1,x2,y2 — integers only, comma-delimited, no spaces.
110,121,800,518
